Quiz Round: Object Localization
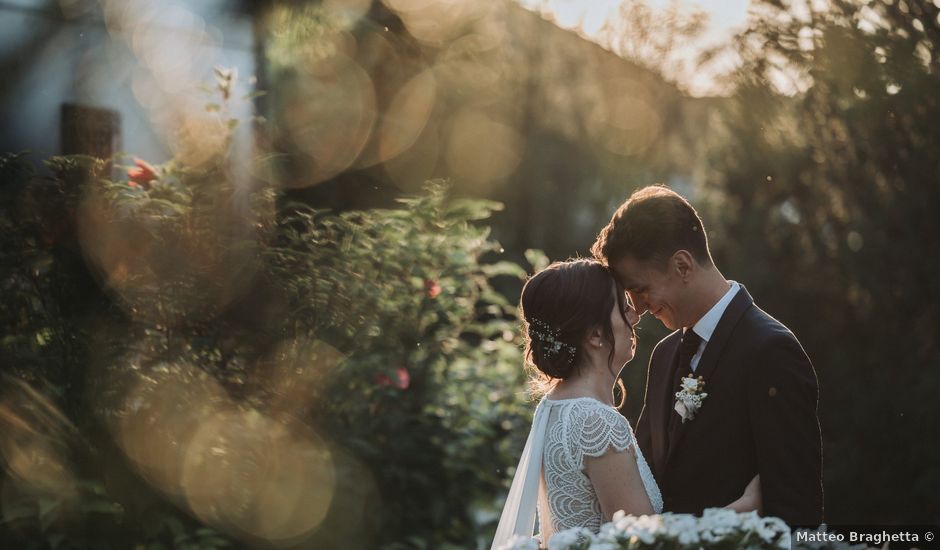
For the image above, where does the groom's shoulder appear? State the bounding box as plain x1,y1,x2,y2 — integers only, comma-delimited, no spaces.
739,301,803,348
737,303,816,377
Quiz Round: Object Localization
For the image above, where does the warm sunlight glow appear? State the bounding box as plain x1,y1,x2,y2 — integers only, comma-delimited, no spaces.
516,0,749,96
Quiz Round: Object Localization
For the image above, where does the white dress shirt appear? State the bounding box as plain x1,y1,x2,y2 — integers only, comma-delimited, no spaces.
687,281,741,372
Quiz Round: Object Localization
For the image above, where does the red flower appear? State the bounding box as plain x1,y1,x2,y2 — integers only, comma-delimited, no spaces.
127,158,158,188
424,279,442,299
375,367,410,390
394,367,410,389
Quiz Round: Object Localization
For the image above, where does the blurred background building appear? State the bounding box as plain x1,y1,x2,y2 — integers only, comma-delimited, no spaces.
1,0,718,260
0,0,258,161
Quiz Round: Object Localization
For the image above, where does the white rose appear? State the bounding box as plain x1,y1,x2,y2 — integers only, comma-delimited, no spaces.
677,530,700,546
547,529,580,550
628,529,656,545
700,529,721,543
681,377,699,391
665,514,697,533
702,507,738,526
633,515,663,533
758,517,790,545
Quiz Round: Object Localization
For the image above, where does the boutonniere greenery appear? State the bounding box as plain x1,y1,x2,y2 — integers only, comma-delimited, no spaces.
675,375,708,423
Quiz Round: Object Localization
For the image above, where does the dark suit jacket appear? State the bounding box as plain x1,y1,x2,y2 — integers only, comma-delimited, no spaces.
635,286,824,527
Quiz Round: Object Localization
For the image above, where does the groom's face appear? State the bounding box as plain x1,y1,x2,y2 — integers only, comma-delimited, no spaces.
610,254,689,330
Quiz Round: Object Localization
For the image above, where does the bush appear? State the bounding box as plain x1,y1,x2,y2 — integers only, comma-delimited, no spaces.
0,73,534,548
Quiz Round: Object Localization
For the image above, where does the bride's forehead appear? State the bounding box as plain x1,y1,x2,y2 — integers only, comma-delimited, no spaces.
614,256,670,284
613,266,649,288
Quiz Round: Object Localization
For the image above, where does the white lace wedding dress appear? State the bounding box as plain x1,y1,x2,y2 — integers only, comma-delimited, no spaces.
538,397,663,542
491,397,663,549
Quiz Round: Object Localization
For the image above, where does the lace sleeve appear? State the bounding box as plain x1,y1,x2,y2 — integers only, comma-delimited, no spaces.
571,402,636,472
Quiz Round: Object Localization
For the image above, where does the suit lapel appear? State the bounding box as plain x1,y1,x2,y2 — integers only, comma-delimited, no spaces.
664,286,755,467
694,286,754,385
652,332,681,477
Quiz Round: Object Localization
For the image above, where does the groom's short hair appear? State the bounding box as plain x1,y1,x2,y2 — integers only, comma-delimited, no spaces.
592,185,712,267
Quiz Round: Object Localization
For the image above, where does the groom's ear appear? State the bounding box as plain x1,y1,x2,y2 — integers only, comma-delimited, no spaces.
672,250,695,280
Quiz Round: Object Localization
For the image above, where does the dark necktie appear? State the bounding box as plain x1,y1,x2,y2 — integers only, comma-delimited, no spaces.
668,330,703,434
677,330,703,380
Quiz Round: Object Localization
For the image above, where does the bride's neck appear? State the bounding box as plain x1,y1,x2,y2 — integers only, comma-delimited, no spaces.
551,365,617,405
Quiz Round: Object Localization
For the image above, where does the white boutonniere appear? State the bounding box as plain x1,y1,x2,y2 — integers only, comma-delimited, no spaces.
674,375,708,423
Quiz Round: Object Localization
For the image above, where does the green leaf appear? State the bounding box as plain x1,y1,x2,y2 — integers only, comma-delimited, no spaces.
163,515,185,537
524,249,550,272
37,497,60,519
0,503,35,525
46,533,65,549
481,261,527,280
83,499,124,515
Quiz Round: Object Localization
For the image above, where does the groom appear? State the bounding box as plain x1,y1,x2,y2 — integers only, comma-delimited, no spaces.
591,185,823,527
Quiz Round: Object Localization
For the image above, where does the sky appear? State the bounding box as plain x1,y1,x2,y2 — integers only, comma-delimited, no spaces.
517,0,751,96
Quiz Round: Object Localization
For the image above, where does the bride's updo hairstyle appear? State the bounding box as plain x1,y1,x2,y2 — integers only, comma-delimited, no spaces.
520,259,630,400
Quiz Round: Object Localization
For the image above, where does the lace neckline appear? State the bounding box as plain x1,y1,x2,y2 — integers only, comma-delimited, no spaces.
544,396,616,408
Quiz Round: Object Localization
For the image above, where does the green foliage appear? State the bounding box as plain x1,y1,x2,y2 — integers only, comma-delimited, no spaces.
705,0,940,523
0,150,241,548
1,144,533,548
2,64,537,548
264,3,349,71
0,153,92,396
265,181,531,547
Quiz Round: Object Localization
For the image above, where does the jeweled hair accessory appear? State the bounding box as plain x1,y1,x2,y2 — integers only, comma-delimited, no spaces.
528,318,577,362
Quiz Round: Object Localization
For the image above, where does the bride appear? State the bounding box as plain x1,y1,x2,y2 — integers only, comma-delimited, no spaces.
491,259,760,548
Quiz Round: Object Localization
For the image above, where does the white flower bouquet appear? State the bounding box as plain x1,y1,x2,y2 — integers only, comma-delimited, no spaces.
496,509,791,550
495,510,883,550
